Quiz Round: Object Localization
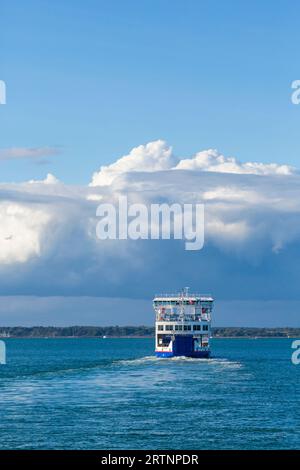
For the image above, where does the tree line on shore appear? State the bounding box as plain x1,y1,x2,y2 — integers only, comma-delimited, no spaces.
0,326,299,338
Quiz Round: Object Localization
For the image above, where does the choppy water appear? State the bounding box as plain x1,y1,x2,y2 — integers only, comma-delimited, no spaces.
0,338,299,449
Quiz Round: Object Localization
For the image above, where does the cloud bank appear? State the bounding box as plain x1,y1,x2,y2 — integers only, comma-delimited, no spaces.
0,140,300,325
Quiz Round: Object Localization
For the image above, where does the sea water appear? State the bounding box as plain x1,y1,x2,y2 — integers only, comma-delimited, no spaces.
0,338,299,449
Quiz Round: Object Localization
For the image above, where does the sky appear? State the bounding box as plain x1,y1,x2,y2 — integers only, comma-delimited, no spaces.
1,0,300,183
0,0,300,326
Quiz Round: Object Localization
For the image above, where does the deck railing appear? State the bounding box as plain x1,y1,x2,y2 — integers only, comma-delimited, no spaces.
155,314,211,322
154,293,212,299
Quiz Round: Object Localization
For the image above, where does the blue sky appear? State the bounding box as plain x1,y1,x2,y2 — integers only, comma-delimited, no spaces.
1,0,300,183
1,1,300,326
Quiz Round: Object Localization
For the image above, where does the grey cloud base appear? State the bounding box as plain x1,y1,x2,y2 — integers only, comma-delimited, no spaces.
0,297,298,327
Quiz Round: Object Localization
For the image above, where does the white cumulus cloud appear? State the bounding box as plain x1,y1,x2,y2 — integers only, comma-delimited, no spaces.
0,202,52,264
28,173,60,185
90,142,295,187
175,148,294,175
90,140,178,186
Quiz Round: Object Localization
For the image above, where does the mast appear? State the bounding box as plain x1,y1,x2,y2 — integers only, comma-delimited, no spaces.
179,287,189,321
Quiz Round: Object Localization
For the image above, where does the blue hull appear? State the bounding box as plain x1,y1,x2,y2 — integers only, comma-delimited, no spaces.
155,335,210,358
155,350,210,358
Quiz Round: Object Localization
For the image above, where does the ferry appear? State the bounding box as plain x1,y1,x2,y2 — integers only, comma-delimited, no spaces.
0,331,10,338
153,288,213,358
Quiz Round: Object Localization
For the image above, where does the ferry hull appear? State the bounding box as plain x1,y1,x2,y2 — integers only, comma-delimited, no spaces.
155,350,210,359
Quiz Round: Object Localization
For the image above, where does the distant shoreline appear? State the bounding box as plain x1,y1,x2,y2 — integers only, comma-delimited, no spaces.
2,335,300,339
0,326,299,339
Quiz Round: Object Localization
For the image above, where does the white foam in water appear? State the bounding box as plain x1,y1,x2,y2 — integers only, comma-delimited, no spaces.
117,356,158,366
117,355,242,369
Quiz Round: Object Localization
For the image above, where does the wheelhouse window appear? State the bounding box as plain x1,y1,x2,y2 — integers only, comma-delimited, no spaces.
157,324,164,331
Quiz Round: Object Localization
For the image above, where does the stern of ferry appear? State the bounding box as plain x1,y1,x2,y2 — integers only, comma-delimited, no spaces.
154,289,213,359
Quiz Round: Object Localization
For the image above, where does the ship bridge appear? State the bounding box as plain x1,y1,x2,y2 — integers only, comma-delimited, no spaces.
153,292,213,322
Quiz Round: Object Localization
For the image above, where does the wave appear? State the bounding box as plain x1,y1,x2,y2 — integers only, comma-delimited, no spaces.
0,360,115,382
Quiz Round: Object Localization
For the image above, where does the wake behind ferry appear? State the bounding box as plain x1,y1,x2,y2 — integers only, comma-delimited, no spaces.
154,288,213,358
